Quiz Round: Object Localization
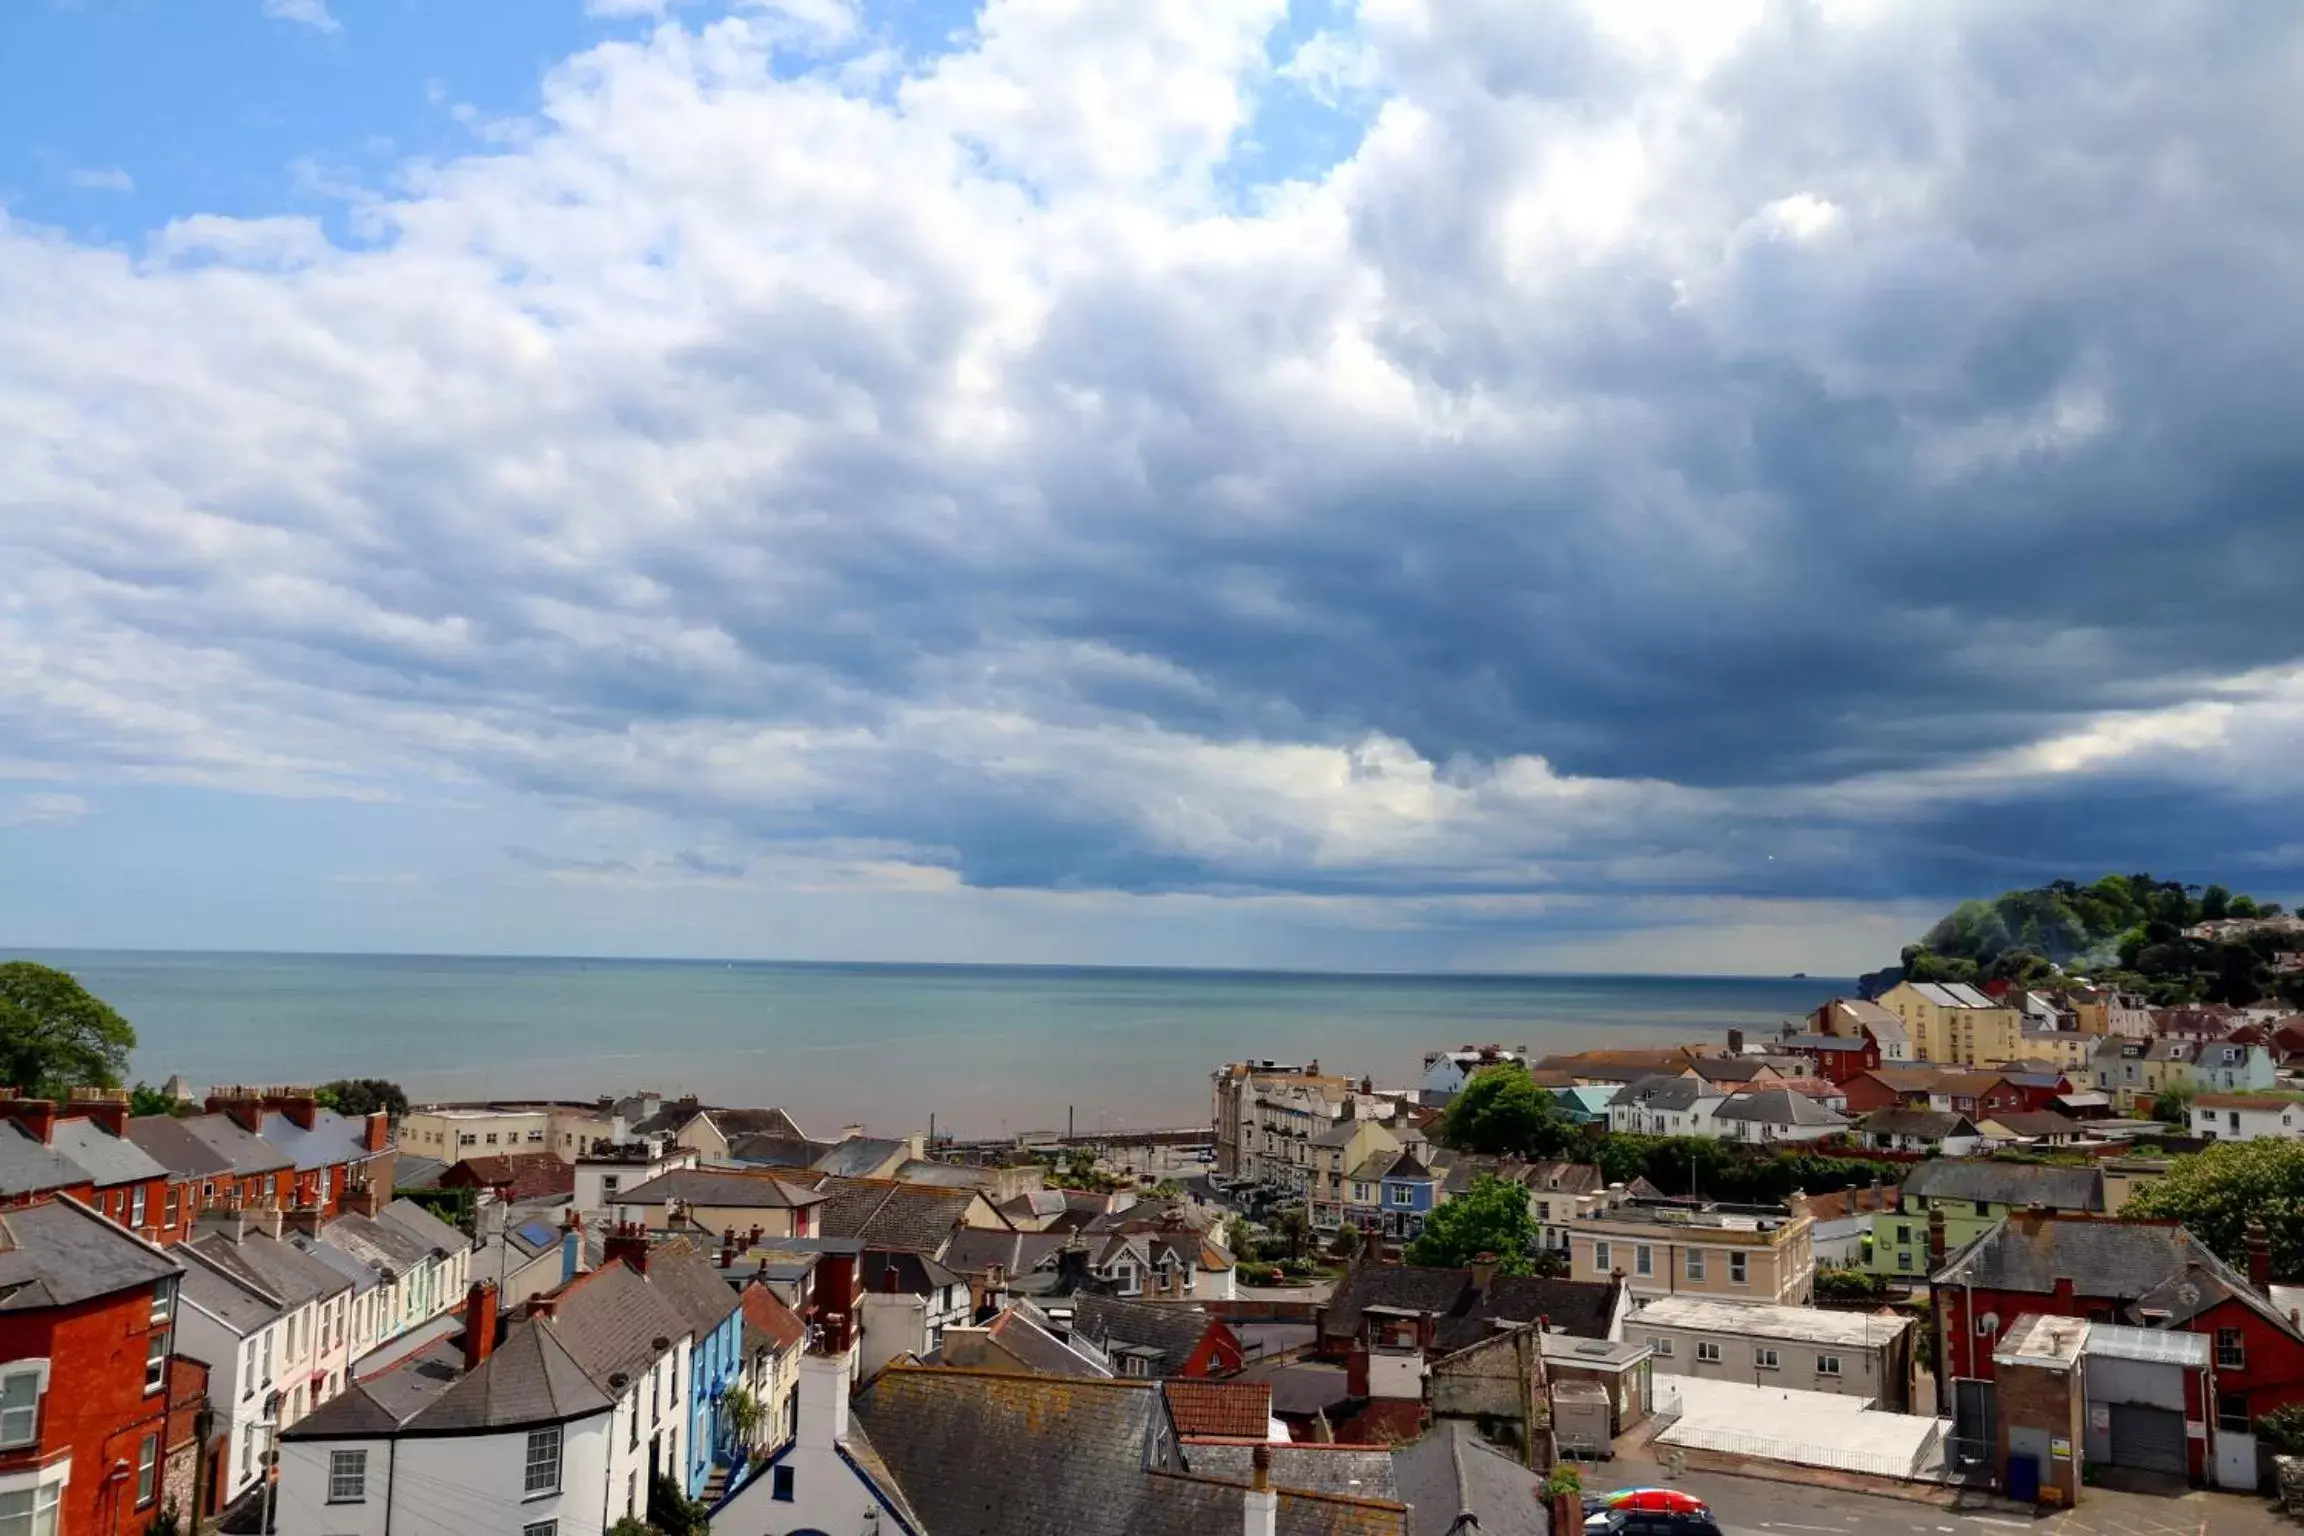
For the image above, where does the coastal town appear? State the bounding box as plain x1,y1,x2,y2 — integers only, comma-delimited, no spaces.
13,954,2304,1535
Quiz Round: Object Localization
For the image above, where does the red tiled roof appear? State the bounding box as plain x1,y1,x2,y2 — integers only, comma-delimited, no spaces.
740,1280,807,1352
444,1151,575,1202
1164,1379,1273,1439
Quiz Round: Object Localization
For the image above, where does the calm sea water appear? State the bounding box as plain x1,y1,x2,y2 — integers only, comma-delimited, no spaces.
21,951,1848,1139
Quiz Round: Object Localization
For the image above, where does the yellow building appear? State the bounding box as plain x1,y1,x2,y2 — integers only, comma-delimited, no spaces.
1564,1195,1815,1305
1876,981,2025,1066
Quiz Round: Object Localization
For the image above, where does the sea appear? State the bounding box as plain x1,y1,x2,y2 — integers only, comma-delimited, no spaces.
21,951,1849,1139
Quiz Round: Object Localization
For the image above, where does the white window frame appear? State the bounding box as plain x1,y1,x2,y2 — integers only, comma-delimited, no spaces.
1695,1341,1722,1364
1728,1252,1748,1286
137,1431,159,1507
1593,1241,1611,1273
1686,1249,1705,1281
1648,1337,1673,1357
0,1363,48,1450
1634,1245,1653,1277
130,1186,148,1229
328,1449,368,1505
524,1425,564,1497
1817,1354,1842,1377
1755,1347,1780,1371
0,1477,64,1536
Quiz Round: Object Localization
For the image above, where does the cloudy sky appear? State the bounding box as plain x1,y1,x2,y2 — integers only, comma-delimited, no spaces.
2,0,2299,975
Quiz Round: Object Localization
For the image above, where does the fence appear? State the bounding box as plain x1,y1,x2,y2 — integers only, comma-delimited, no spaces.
1650,1388,1684,1435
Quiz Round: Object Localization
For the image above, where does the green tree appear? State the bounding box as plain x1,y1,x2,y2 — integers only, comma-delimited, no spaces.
129,1082,181,1118
2149,1078,2199,1127
719,1382,765,1448
0,962,136,1098
1403,1174,1537,1273
2125,1138,2304,1278
1274,1204,1313,1261
315,1078,409,1119
647,1471,710,1536
1442,1066,1581,1158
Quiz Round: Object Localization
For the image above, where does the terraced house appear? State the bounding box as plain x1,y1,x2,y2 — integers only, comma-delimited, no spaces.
1867,1161,2103,1280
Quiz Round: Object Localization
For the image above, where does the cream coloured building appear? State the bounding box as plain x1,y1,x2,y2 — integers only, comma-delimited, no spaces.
1564,1196,1815,1305
1876,981,2025,1066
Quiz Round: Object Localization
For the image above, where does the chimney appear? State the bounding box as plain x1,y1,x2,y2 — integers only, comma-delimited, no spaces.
463,1281,500,1371
1928,1203,1948,1266
2248,1220,2273,1291
284,1204,327,1241
748,1224,763,1247
197,1209,248,1245
798,1332,854,1450
65,1089,130,1138
364,1111,391,1153
1362,1226,1386,1269
561,1209,588,1283
605,1221,651,1276
1469,1252,1498,1295
273,1093,321,1133
205,1092,265,1135
721,1227,738,1270
1243,1443,1278,1536
1727,1028,1746,1056
0,1096,58,1145
254,1206,286,1240
907,1131,926,1161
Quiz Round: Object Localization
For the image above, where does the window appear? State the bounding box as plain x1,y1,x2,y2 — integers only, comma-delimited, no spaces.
486,1133,499,1145
146,1331,168,1393
1635,1246,1653,1277
0,1364,45,1448
523,1426,563,1497
1685,1250,1705,1281
150,1280,173,1325
1817,1354,1841,1377
164,1185,181,1226
328,1449,367,1504
1755,1347,1779,1370
1728,1253,1747,1285
2219,1393,2252,1434
1594,1242,1611,1273
1536,1201,1551,1222
1695,1341,1721,1364
629,1397,639,1451
1973,1200,1990,1217
524,1525,558,1536
627,1472,638,1519
602,1175,621,1197
1648,1337,1673,1357
771,1466,795,1502
263,1174,277,1201
1390,1186,1411,1206
1896,1251,1913,1272
0,1483,61,1536
135,1431,159,1506
131,1187,148,1228
2218,1328,2246,1369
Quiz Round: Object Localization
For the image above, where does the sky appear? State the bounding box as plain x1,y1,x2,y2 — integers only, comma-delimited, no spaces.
3,0,2301,975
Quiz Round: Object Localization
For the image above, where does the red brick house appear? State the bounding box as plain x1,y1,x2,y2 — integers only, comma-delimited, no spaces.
0,1197,192,1535
1840,1066,1950,1116
1773,1034,1881,1085
0,1094,183,1245
1927,1072,2032,1122
441,1150,575,1204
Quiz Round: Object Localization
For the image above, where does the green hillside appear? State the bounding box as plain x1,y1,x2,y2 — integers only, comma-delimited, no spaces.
1862,873,2304,1009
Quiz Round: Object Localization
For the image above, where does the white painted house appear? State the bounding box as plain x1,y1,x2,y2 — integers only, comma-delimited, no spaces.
174,1259,292,1507
2192,1095,2304,1143
1608,1076,1726,1139
716,1334,923,1536
1419,1045,1530,1101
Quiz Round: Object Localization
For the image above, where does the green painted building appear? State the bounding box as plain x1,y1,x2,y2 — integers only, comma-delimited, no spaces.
1867,1159,2105,1279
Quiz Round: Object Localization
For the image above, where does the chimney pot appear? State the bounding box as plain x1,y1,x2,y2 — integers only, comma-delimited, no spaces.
2248,1220,2273,1291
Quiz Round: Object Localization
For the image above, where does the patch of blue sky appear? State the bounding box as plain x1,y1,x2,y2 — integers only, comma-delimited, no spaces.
1218,0,1380,207
0,0,649,246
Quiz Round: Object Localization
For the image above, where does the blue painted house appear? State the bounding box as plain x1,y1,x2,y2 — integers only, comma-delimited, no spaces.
653,1243,746,1498
1378,1150,1438,1239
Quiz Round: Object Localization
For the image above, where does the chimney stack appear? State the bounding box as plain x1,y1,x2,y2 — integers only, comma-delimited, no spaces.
604,1220,652,1276
1362,1226,1386,1269
275,1093,321,1133
1927,1203,1948,1267
720,1227,738,1270
364,1111,391,1153
1243,1444,1278,1536
65,1089,130,1137
561,1209,588,1283
254,1206,286,1240
2249,1220,2273,1291
1469,1252,1498,1295
463,1281,500,1371
0,1094,58,1146
1728,1028,1746,1056
285,1204,327,1241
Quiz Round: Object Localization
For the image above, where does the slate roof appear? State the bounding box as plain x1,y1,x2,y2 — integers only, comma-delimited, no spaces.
812,1177,989,1252
724,1133,843,1168
0,1123,96,1199
1859,1066,1954,1094
812,1137,912,1178
941,1227,1071,1277
1857,1108,1976,1141
258,1108,383,1171
377,1197,472,1256
1381,1151,1434,1184
174,1114,295,1176
860,1249,962,1299
1187,1442,1399,1504
853,1368,1406,1536
1310,1120,1367,1150
1072,1295,1216,1376
185,1229,352,1308
1391,1419,1548,1536
285,1322,612,1439
1711,1089,1848,1128
1984,1111,2087,1139
127,1114,241,1180
613,1167,829,1211
395,1154,448,1190
1911,982,2000,1009
543,1259,694,1392
1324,1266,1620,1350
1344,1151,1397,1183
1163,1378,1272,1439
0,1196,178,1310
646,1238,743,1341
179,1259,281,1334
1937,1217,2217,1302
891,1159,999,1190
45,1118,171,1188
1903,1160,2103,1212
1688,1058,1772,1084
952,1301,1114,1378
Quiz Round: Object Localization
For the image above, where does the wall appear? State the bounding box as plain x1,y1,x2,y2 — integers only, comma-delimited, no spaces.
0,1280,176,1536
1635,1322,1899,1407
274,1412,615,1536
1569,1224,1814,1305
398,1110,553,1161
1994,1358,2082,1505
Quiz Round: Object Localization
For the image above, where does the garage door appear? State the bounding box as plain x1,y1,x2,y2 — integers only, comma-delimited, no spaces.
2108,1402,2188,1475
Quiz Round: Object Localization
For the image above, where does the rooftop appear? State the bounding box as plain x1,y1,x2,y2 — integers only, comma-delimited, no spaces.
1993,1313,2090,1368
1630,1295,1911,1348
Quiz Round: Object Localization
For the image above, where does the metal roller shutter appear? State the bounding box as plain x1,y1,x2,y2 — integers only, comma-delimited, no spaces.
2108,1402,2188,1475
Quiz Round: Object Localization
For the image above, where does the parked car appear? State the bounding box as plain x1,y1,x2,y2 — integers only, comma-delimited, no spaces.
1583,1511,1723,1536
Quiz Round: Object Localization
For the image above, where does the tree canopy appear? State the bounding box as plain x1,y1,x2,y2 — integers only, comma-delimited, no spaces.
0,961,136,1099
2148,1078,2198,1127
2124,1138,2304,1278
1403,1173,1537,1273
1861,872,2302,1008
1440,1065,1584,1159
316,1078,410,1119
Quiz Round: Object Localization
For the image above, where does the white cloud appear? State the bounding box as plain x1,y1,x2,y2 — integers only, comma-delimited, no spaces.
0,793,89,828
65,168,135,193
263,0,340,33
